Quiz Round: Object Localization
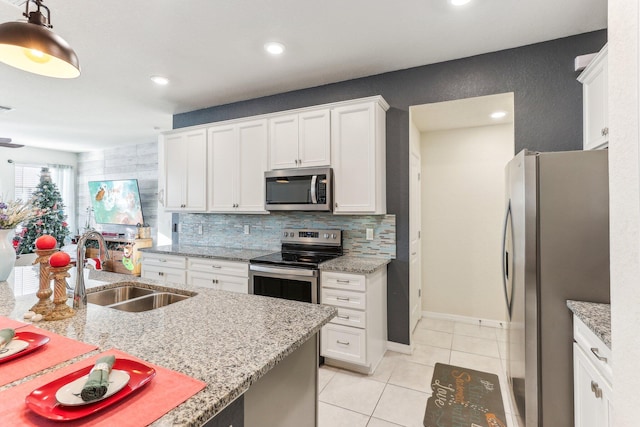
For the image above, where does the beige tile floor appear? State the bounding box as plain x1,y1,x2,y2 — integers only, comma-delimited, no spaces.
318,317,518,427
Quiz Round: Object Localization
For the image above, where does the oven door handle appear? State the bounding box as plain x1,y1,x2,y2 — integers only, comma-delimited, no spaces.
249,264,318,277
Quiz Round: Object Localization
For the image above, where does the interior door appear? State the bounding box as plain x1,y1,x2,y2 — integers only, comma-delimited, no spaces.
409,149,422,333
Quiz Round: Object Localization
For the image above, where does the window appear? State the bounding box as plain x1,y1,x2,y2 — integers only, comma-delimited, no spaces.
14,163,75,236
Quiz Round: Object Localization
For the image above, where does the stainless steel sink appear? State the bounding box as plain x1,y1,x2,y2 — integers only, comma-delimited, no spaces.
107,292,190,312
87,286,155,306
86,284,195,312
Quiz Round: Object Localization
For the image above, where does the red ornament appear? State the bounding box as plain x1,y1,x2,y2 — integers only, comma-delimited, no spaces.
35,235,57,250
49,252,71,267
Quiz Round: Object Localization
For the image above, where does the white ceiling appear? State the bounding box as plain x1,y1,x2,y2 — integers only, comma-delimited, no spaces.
411,93,514,132
0,0,607,153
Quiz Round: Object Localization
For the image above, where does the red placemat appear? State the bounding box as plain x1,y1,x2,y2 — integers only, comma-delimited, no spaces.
0,325,97,387
0,349,207,426
0,316,28,330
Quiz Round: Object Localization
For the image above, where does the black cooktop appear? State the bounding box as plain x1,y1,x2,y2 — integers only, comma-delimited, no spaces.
250,250,341,268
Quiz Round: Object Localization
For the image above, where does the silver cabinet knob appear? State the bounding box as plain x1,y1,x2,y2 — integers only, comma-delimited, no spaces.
323,233,329,238
331,234,337,239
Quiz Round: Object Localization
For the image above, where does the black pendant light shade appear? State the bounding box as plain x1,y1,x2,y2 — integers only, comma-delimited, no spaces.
0,0,80,78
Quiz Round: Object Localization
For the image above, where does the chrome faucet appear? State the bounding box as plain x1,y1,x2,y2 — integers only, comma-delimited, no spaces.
74,231,111,309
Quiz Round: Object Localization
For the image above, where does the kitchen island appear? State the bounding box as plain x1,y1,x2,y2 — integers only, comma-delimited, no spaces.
0,267,336,426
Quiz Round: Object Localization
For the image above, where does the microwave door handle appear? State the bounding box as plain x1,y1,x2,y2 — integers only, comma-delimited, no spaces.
310,175,318,204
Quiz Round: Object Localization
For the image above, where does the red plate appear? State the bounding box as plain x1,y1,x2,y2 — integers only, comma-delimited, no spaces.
25,358,156,421
0,331,50,364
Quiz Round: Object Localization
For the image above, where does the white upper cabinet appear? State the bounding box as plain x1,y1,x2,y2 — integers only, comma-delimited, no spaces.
331,99,388,214
578,44,608,150
162,129,207,211
161,96,387,216
269,109,331,170
208,119,268,213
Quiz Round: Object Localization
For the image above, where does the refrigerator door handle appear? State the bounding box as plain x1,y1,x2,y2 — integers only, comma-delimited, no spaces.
502,200,514,319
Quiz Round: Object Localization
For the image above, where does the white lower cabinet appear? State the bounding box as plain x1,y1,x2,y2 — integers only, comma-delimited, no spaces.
320,268,387,374
186,257,248,294
141,253,248,293
141,253,187,285
573,315,613,427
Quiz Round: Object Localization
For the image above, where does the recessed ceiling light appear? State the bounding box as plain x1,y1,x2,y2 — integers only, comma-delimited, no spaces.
450,0,471,6
490,111,507,119
150,75,169,86
264,42,285,55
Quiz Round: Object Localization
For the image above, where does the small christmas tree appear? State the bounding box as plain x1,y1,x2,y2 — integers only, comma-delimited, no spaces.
17,167,70,254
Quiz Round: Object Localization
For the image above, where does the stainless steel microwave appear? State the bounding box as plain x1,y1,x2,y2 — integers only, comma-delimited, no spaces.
265,168,333,211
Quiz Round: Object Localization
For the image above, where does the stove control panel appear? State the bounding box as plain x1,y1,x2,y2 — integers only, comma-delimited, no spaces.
281,229,342,246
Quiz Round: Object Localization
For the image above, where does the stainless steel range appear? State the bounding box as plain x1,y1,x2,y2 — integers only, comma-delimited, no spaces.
249,229,343,304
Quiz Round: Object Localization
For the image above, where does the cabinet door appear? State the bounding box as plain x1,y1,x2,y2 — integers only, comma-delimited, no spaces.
163,134,188,210
217,275,249,294
574,343,612,427
187,270,218,288
237,119,268,212
208,125,237,212
332,103,384,214
184,130,208,211
141,264,186,285
582,47,608,150
298,109,331,168
269,114,299,170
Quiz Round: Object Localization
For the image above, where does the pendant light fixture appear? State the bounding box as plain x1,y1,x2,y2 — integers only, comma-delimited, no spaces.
0,0,79,78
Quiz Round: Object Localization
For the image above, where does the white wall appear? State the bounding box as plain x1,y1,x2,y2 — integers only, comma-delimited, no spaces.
609,1,640,425
420,124,513,321
0,147,77,199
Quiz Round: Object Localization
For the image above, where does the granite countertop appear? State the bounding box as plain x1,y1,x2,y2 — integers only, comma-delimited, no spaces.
567,300,611,348
140,245,274,261
1,267,336,426
319,256,390,274
141,245,391,274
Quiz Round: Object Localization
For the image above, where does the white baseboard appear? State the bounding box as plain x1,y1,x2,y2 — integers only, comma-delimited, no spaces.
421,310,507,329
386,340,413,355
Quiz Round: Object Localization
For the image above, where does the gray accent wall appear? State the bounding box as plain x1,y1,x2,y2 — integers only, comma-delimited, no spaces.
174,30,607,345
76,142,159,238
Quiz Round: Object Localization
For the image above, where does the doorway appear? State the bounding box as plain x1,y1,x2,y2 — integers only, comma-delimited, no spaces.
408,93,515,339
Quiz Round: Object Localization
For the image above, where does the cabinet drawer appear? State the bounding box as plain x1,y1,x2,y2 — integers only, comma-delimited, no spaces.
142,253,186,269
330,307,366,329
187,270,248,294
141,265,186,285
321,323,366,365
321,288,366,310
187,257,248,277
573,316,612,383
321,271,365,292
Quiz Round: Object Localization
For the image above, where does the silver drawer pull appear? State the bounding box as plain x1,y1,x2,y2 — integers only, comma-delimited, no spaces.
336,340,350,346
337,279,350,284
158,272,164,276
590,347,608,362
211,265,222,269
336,296,350,301
591,380,603,398
159,259,167,263
337,315,350,320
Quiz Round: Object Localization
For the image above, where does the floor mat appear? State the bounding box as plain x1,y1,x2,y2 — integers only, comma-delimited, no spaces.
423,363,507,427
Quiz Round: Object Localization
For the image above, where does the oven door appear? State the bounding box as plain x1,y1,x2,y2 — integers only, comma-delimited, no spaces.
249,264,319,304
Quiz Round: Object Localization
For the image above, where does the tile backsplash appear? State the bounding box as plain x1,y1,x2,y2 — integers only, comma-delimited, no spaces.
178,212,396,259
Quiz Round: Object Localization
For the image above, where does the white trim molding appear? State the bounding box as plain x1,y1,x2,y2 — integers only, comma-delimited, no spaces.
422,310,506,329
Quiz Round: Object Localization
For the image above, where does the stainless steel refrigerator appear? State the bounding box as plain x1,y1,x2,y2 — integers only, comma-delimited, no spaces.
502,149,610,427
